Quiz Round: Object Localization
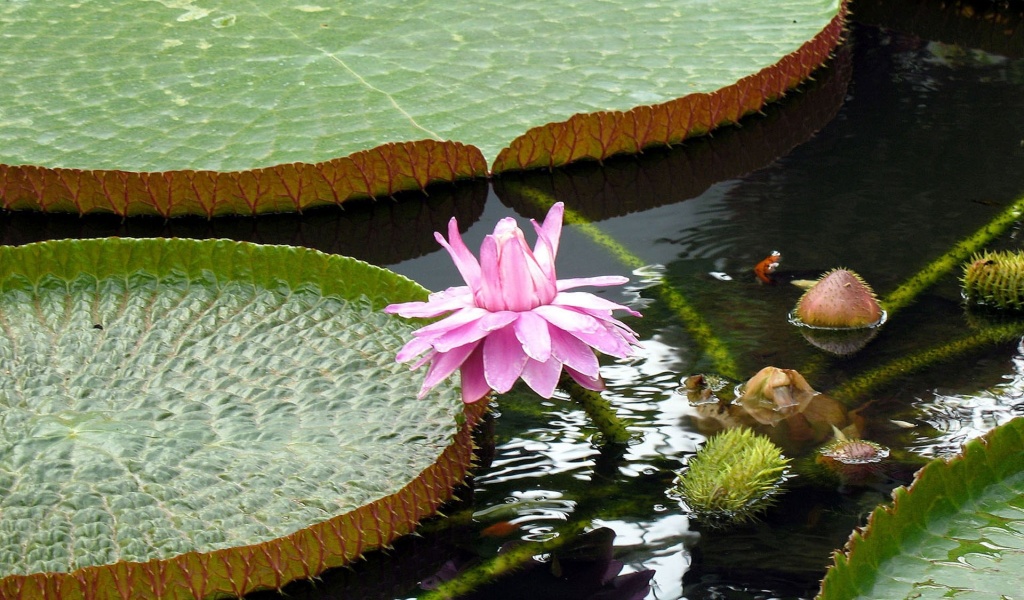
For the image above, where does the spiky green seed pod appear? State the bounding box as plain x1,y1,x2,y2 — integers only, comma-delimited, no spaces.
962,250,1024,310
672,428,790,526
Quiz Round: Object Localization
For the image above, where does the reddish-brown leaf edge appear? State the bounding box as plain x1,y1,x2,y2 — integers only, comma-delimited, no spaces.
0,2,846,218
0,399,489,600
491,0,850,173
494,38,853,222
0,140,488,218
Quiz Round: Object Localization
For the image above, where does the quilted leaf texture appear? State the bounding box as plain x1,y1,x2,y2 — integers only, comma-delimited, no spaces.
495,39,852,221
0,0,846,216
0,238,485,599
492,2,848,173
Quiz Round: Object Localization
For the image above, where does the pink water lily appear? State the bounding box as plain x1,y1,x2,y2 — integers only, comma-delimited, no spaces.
385,202,641,404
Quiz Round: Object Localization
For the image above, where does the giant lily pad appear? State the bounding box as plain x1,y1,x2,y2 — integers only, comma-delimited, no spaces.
495,38,852,222
817,417,1024,599
0,238,482,599
0,0,846,216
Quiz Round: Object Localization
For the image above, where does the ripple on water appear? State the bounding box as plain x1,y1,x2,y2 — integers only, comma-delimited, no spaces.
911,343,1024,457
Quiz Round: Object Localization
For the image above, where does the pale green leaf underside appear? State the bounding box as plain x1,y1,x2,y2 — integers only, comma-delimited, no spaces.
822,418,1024,600
0,240,462,577
870,474,1024,599
0,0,839,170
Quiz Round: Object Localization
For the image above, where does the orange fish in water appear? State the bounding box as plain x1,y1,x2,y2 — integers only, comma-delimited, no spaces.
479,520,521,538
753,251,781,284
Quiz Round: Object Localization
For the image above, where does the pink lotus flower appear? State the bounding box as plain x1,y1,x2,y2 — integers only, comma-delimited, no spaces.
385,202,641,404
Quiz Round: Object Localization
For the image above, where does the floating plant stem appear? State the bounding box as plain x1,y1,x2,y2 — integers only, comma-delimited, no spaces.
882,194,1024,316
559,372,634,445
655,284,741,379
511,183,740,379
831,321,1024,403
419,519,591,600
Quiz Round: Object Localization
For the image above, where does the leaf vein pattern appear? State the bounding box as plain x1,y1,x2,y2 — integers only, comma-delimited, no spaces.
244,1,444,142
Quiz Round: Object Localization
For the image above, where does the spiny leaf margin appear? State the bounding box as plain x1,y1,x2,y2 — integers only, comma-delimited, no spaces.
493,37,854,222
0,0,847,217
816,417,1024,600
0,140,487,218
491,0,850,173
0,237,487,600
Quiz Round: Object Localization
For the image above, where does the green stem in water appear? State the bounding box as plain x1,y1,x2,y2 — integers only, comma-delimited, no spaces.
832,321,1024,403
509,182,740,379
803,195,1024,379
418,520,591,600
559,372,633,445
883,195,1024,317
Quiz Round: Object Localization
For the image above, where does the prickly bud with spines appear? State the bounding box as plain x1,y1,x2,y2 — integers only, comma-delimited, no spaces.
671,428,790,527
962,250,1024,311
794,268,883,328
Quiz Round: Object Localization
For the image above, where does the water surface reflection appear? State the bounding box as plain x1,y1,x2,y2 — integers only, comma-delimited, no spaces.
5,10,1024,600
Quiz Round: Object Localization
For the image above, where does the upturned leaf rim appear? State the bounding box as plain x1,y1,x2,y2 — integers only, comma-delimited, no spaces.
0,237,486,600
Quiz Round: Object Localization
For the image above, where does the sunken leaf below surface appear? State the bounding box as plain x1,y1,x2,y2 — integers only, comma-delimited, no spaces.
0,238,477,599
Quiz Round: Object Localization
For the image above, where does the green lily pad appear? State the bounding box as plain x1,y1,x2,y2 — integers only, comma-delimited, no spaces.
817,417,1024,600
495,38,852,221
0,238,481,599
0,0,846,216
0,0,841,170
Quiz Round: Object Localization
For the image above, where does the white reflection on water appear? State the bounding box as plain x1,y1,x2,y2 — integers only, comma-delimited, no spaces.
596,515,697,600
471,335,714,599
912,339,1024,458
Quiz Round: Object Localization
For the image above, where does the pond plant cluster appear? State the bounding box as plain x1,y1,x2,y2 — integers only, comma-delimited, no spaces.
1,0,1024,599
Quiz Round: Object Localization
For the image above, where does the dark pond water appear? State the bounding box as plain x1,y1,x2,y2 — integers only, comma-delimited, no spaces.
5,5,1024,599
